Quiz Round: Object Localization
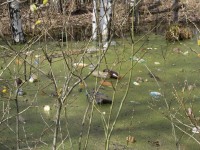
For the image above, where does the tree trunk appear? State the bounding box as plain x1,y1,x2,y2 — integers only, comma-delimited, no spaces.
100,0,112,42
8,0,26,43
173,0,180,23
134,0,140,33
92,0,97,40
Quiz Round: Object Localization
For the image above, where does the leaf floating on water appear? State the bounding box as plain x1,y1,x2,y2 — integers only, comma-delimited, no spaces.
1,86,8,94
92,71,110,79
148,72,161,81
192,126,200,134
15,58,22,65
173,47,181,54
135,77,144,83
29,74,38,83
188,84,196,91
126,135,136,145
182,51,189,55
133,81,140,86
147,47,153,50
154,62,160,65
73,62,88,69
100,80,112,87
148,140,161,147
130,101,140,104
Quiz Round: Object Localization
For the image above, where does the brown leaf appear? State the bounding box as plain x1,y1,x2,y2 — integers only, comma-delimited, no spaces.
99,80,112,87
126,135,136,145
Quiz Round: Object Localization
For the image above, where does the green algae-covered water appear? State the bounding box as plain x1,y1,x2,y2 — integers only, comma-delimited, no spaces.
0,34,200,149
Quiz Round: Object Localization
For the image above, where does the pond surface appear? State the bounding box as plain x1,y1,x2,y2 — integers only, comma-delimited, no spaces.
0,34,200,149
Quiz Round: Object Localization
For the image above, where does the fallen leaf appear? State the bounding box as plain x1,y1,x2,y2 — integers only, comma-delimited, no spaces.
15,59,22,65
100,80,112,87
126,135,136,145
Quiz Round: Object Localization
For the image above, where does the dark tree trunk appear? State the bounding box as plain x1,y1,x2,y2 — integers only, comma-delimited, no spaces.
134,0,140,33
173,0,180,23
58,0,63,13
8,0,26,43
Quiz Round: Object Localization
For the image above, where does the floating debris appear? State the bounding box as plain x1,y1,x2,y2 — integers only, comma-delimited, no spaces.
150,91,162,98
19,115,26,124
133,81,140,86
86,47,99,54
1,86,7,94
126,135,136,145
154,62,160,65
136,77,144,83
172,63,176,66
15,78,23,87
15,58,22,65
16,88,25,96
148,72,161,81
103,42,109,49
103,69,120,79
173,47,181,54
34,59,39,65
182,51,189,55
26,50,34,56
130,56,145,63
192,126,200,134
44,105,50,112
43,105,50,115
73,62,88,69
188,84,196,91
130,101,140,104
148,140,161,147
100,80,112,87
102,112,106,115
92,71,110,79
110,41,117,46
88,64,95,70
35,55,41,58
78,82,85,92
86,89,112,104
29,74,38,83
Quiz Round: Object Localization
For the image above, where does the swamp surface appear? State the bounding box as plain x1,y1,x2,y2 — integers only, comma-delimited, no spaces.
1,34,200,150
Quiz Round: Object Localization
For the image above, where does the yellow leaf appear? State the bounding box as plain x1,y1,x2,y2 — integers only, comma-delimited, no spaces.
43,0,48,5
198,40,200,46
2,87,7,93
35,20,41,25
30,4,37,12
57,88,62,97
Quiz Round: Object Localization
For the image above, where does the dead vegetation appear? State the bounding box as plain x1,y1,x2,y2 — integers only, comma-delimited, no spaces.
0,0,199,40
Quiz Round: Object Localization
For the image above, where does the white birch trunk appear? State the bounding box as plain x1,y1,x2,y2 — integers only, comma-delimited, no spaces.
8,0,25,43
92,0,97,40
100,0,112,42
